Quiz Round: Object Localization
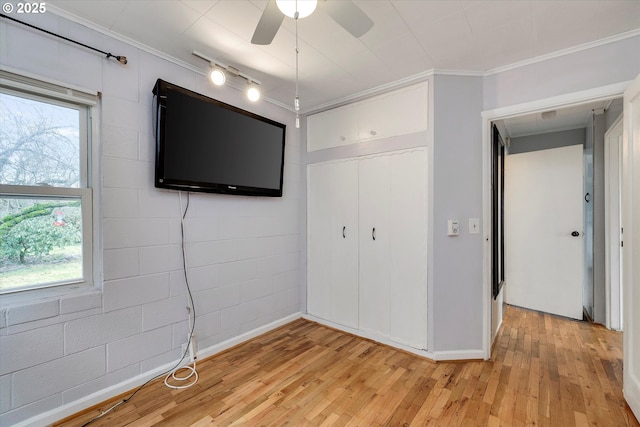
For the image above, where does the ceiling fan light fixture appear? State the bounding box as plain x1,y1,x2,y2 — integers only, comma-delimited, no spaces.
210,67,226,86
276,0,317,19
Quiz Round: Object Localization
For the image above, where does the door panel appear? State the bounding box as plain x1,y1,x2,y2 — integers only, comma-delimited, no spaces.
605,118,623,330
389,149,428,349
358,155,391,336
358,149,428,349
623,73,640,421
505,144,584,320
307,160,359,328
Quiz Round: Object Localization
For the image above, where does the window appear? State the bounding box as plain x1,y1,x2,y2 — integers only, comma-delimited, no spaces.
0,71,97,293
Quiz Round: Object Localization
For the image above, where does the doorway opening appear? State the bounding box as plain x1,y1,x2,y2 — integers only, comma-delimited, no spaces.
482,85,627,358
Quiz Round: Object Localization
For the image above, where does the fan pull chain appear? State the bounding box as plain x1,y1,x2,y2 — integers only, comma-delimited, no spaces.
295,0,301,128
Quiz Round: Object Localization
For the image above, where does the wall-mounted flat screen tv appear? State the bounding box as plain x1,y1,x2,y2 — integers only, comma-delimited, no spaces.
153,79,286,197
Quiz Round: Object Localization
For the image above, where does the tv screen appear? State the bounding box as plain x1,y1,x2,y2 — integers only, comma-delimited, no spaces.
153,79,286,197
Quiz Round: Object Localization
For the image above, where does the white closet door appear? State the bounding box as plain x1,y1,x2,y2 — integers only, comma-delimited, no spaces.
307,105,358,151
307,160,359,328
357,83,428,141
389,149,428,349
358,155,391,336
358,149,428,349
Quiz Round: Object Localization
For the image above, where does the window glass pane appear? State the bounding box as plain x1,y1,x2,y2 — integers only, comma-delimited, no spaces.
0,92,80,187
0,196,83,292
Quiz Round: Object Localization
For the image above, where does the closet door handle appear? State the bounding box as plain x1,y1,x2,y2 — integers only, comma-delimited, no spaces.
372,227,376,241
343,226,346,239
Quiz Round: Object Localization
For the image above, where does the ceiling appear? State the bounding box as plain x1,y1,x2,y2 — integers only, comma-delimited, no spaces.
46,0,640,114
499,98,615,138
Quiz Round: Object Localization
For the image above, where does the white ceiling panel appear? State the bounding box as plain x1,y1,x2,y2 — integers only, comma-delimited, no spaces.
43,0,640,112
467,17,533,70
205,0,263,41
181,16,246,63
392,0,464,27
180,0,219,15
50,0,128,29
462,1,532,34
368,31,435,77
111,2,201,46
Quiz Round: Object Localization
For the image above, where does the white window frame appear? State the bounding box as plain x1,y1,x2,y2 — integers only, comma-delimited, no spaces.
0,70,99,294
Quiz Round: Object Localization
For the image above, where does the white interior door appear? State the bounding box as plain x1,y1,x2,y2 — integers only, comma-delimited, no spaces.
623,73,640,422
605,117,623,331
505,144,584,320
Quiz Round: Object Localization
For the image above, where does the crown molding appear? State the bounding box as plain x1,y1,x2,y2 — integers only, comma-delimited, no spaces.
485,28,640,76
303,69,485,114
301,70,433,114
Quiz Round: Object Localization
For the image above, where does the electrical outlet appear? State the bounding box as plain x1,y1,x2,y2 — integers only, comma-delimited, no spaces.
447,219,459,236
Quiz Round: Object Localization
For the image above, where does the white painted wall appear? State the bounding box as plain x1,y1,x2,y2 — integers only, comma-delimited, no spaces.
0,13,300,426
431,75,484,354
483,35,640,111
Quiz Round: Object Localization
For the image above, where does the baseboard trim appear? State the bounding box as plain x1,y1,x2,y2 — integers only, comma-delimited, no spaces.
302,314,484,362
14,312,302,427
197,312,302,361
624,373,640,424
431,349,486,361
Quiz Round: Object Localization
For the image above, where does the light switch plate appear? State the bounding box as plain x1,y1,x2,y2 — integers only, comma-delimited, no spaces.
469,218,480,234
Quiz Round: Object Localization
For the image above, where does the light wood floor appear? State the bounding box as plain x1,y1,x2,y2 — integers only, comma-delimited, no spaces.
57,305,640,427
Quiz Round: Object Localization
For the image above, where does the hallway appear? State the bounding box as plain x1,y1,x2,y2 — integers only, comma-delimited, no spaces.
492,305,637,426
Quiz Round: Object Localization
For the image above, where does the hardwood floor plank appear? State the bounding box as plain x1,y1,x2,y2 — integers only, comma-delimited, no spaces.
55,308,640,427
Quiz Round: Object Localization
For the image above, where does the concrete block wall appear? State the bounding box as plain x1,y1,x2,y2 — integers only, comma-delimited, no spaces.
0,11,300,426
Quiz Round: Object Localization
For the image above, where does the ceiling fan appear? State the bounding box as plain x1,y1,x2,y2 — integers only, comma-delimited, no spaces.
251,0,374,45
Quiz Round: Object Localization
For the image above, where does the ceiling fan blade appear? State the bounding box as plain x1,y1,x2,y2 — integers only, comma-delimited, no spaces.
251,0,285,45
320,0,373,38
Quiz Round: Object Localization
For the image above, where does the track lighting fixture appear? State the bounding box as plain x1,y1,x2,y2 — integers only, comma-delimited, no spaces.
192,51,262,102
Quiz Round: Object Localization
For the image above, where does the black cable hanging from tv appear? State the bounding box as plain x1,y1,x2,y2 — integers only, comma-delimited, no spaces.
0,13,128,65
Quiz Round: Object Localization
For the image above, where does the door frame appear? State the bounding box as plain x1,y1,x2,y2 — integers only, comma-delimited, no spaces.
604,114,624,331
481,81,631,359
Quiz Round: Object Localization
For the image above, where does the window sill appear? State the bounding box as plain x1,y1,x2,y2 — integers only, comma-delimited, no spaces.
0,285,102,329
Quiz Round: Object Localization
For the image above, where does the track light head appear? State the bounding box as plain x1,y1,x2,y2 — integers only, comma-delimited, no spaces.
210,67,226,86
247,82,261,102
